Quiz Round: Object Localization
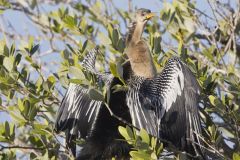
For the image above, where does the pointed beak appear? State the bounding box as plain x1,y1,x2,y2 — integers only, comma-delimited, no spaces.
145,13,155,20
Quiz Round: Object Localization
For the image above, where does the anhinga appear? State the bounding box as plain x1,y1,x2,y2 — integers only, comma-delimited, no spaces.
55,8,204,159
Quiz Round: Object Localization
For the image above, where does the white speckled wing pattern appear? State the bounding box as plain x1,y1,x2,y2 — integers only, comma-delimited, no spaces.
56,83,102,138
81,48,113,85
151,57,184,115
126,57,201,140
81,48,98,73
55,48,112,140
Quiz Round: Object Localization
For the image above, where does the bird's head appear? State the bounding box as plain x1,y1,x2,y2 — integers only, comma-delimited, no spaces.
126,8,155,45
135,8,155,24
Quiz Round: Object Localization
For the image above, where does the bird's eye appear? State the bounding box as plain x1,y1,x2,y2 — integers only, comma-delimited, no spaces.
141,13,145,17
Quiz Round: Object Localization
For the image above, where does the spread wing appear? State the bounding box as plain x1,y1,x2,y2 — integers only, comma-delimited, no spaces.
55,48,112,155
55,83,103,138
127,57,203,155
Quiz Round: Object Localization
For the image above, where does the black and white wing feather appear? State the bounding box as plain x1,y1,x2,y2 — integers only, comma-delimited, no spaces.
55,83,102,138
55,48,112,152
81,47,113,85
127,57,203,155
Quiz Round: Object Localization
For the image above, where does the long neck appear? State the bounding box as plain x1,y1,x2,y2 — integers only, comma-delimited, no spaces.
126,22,157,78
131,23,144,43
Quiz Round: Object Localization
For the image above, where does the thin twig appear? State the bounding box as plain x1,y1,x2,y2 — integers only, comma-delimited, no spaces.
0,144,45,151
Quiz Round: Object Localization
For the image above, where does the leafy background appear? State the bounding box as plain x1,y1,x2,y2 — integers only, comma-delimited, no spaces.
0,0,239,159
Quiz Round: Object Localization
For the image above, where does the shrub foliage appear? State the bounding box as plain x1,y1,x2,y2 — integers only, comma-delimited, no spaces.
0,0,239,159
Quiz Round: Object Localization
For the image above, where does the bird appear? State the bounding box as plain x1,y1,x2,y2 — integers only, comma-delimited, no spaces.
55,8,204,160
55,47,131,160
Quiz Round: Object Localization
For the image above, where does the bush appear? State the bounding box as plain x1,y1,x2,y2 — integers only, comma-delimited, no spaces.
0,0,239,159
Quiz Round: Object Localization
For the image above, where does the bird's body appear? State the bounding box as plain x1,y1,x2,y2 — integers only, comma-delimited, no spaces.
55,8,204,160
76,62,132,160
127,57,202,155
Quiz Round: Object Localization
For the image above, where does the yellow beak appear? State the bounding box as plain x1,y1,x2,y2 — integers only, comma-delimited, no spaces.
145,13,155,20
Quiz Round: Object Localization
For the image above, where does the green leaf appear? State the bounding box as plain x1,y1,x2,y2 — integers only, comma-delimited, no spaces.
117,38,125,53
24,57,32,65
126,126,134,139
218,127,235,139
202,46,215,62
48,75,56,84
31,63,40,69
130,151,150,160
233,153,240,160
68,79,85,84
30,153,38,159
0,40,6,55
87,25,94,33
8,89,15,100
208,95,222,107
69,66,85,80
3,56,14,72
186,58,197,74
139,129,150,144
107,24,113,39
14,53,22,66
66,43,76,55
109,61,124,83
23,99,31,118
9,43,15,55
151,152,157,160
153,32,161,54
80,17,87,32
208,125,217,140
30,44,39,56
178,41,187,56
112,29,119,48
151,137,157,149
0,0,11,7
208,95,216,106
98,32,111,45
156,143,163,155
30,0,37,9
183,17,195,33
9,111,26,125
52,19,61,33
110,62,118,77
9,124,15,141
31,129,48,135
33,123,48,130
28,36,34,49
111,84,128,93
29,107,38,121
88,88,104,101
63,15,77,29
18,98,24,112
4,121,10,138
118,126,131,141
137,141,149,150
81,40,88,53
117,64,124,83
3,43,9,56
